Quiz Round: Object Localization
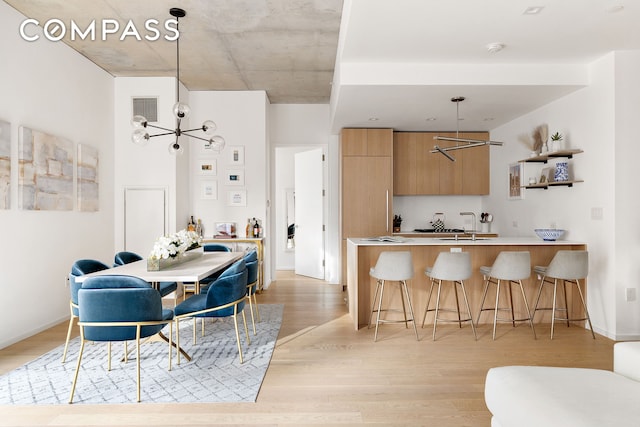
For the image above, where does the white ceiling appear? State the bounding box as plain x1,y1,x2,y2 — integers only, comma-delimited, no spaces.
5,0,640,133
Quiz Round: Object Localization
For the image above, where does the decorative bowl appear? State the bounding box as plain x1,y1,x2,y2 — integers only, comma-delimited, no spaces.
534,228,565,241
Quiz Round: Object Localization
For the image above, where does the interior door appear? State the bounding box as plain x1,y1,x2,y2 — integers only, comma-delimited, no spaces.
294,148,324,279
124,187,167,256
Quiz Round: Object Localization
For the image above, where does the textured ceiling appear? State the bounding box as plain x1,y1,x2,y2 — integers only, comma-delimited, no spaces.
5,0,640,132
4,0,343,103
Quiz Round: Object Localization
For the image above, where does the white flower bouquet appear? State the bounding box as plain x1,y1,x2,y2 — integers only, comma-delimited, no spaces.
149,229,201,260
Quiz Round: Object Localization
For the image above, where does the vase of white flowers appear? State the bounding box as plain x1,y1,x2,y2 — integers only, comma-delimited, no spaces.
147,229,202,271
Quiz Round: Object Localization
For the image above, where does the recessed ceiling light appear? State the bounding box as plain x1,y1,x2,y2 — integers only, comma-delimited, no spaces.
523,6,544,15
483,117,495,121
425,117,437,121
486,43,505,54
606,4,624,13
368,117,379,121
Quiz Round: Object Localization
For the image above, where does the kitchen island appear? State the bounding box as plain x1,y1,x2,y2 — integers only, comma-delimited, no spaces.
346,237,587,331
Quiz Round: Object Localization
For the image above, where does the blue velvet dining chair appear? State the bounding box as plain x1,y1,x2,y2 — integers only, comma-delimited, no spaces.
244,250,260,335
203,243,231,252
174,259,249,364
186,243,233,298
113,251,178,301
69,275,174,403
63,259,110,363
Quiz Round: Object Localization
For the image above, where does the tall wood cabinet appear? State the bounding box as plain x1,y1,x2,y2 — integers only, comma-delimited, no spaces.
340,128,393,284
393,131,490,195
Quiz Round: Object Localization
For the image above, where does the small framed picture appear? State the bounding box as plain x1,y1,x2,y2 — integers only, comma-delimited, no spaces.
227,146,244,165
197,158,216,175
225,169,244,186
539,167,551,184
508,162,524,200
228,190,247,206
201,180,217,200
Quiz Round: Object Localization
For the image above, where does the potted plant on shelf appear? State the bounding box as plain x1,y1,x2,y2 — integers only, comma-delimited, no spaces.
550,132,563,152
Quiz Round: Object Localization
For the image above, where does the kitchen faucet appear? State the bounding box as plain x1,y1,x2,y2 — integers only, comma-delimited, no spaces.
460,212,477,239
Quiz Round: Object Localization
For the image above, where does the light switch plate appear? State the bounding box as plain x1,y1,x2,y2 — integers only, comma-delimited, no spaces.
591,207,603,220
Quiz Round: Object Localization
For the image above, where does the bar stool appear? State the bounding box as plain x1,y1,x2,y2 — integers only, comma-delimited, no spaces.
368,251,419,342
532,250,595,339
422,251,477,341
476,251,536,340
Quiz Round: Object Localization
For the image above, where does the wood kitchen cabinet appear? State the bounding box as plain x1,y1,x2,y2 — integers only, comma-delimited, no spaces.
341,128,393,284
393,131,489,195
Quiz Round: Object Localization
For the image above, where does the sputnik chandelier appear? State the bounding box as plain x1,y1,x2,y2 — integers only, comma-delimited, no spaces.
431,96,503,161
131,8,225,155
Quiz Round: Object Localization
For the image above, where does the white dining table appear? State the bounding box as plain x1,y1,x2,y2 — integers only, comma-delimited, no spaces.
76,250,244,361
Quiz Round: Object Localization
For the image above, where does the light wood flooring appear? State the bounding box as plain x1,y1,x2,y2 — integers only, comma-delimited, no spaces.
0,271,615,426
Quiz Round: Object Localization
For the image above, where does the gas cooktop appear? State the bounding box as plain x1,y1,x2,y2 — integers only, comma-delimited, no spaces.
413,228,466,233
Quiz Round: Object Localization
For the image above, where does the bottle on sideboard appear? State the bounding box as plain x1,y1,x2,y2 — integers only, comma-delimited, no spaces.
187,215,196,232
253,218,259,238
246,218,252,238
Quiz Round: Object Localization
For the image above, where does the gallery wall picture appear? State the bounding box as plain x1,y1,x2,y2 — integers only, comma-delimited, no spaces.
228,189,247,206
508,162,524,200
227,146,244,165
19,126,73,210
201,180,218,200
0,120,10,209
198,158,217,175
225,169,244,186
77,143,99,212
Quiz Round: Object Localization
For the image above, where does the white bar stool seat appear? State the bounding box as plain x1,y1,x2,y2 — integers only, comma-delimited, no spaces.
477,251,536,340
532,250,595,339
368,251,419,342
422,252,477,341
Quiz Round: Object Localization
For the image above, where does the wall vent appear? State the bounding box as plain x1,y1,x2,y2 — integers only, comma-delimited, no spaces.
132,97,158,123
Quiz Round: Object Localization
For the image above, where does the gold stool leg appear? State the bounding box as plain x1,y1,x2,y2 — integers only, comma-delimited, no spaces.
400,280,419,341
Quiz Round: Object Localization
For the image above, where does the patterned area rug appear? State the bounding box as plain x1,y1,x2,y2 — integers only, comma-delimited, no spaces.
0,304,283,405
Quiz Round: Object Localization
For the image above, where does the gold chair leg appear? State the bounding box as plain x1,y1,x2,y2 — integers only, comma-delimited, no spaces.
241,309,251,345
517,280,536,339
168,321,173,371
253,293,261,322
459,281,477,340
176,318,182,365
432,279,443,341
400,280,419,341
135,326,141,403
368,280,382,329
232,309,244,364
107,342,112,371
62,312,76,363
68,327,86,404
247,293,257,335
493,280,501,340
422,278,437,328
374,280,385,342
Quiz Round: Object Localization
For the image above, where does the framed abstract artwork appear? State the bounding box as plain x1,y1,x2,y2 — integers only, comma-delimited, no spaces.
77,143,99,211
0,119,10,209
19,126,74,210
508,162,524,200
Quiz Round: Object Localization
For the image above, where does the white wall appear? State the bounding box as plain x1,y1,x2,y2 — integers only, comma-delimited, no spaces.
113,77,187,254
0,3,114,348
486,51,640,340
613,51,640,338
188,91,270,283
269,105,340,283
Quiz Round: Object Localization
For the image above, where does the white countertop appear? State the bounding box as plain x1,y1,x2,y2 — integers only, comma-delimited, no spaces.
348,236,585,246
